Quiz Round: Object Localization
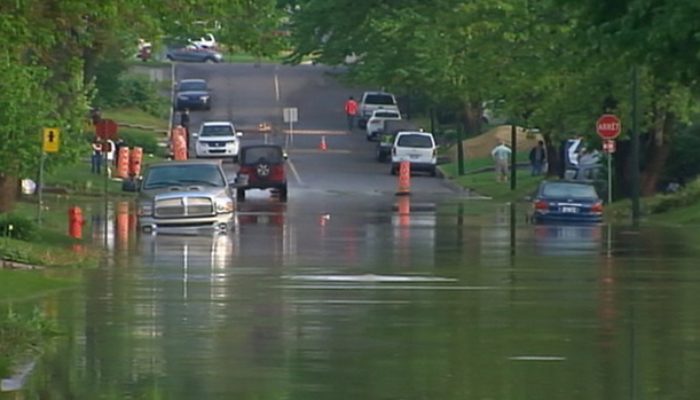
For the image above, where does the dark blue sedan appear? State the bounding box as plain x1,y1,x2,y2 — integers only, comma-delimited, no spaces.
531,180,603,224
174,79,211,111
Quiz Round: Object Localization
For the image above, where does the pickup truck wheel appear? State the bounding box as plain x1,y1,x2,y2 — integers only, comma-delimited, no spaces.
236,189,246,202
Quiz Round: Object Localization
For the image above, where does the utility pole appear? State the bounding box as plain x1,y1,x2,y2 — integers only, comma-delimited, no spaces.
631,66,641,225
510,123,517,190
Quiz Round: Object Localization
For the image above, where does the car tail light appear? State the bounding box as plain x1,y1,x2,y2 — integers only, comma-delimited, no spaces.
432,148,437,157
392,147,396,157
591,201,603,212
534,200,549,210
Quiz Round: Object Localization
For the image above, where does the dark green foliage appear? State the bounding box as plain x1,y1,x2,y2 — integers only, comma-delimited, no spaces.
647,180,700,214
664,124,700,185
118,130,162,156
0,214,37,241
96,75,168,119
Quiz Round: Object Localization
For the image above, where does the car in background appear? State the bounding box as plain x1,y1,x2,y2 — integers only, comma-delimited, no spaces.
234,144,288,202
358,91,399,129
531,180,603,224
175,79,211,111
126,160,235,233
366,109,401,141
193,121,243,161
376,120,418,163
166,46,223,63
189,33,217,49
390,131,438,176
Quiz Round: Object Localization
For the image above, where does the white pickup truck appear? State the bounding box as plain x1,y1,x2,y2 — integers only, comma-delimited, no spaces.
358,91,399,129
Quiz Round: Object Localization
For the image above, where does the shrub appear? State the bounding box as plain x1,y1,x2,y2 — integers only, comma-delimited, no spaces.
119,130,161,155
95,74,168,119
0,214,37,241
647,179,700,214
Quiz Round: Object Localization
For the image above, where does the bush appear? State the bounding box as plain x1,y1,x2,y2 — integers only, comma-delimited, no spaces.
647,179,700,214
95,74,168,119
0,214,37,241
119,130,161,155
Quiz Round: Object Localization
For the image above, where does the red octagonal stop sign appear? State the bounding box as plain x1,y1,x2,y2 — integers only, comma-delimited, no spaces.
596,114,621,140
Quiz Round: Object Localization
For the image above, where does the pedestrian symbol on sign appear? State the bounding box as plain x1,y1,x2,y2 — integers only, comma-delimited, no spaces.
42,127,60,153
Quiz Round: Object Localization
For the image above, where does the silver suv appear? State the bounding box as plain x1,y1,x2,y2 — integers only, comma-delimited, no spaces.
127,160,235,233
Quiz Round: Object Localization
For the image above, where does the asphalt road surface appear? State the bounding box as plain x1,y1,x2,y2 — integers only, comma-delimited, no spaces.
174,62,464,200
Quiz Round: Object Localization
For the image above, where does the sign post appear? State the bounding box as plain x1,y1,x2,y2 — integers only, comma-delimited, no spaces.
283,107,298,148
38,128,60,224
597,114,621,205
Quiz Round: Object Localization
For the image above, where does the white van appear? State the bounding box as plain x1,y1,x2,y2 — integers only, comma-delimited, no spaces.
390,131,437,176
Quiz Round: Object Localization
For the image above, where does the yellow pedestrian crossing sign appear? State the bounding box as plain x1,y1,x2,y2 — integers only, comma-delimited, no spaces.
43,127,60,153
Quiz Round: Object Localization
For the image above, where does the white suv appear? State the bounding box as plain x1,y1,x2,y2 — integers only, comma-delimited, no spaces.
390,131,438,177
193,121,243,162
366,109,401,141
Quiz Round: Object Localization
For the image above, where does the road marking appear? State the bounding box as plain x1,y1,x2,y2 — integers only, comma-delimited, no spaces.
287,158,303,185
277,285,502,291
282,129,347,135
274,73,280,102
508,356,566,361
284,274,456,283
289,149,352,155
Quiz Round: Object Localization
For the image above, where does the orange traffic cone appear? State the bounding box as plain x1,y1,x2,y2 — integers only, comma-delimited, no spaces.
319,135,328,151
396,161,411,195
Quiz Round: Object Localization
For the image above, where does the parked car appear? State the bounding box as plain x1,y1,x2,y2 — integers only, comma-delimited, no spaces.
193,121,243,161
375,120,419,163
125,160,236,233
390,131,438,176
166,46,223,63
366,109,401,141
175,79,211,111
358,91,399,129
531,180,603,224
234,144,288,202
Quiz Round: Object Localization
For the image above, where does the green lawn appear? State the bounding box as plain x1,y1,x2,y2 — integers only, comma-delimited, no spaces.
101,108,169,131
440,154,544,202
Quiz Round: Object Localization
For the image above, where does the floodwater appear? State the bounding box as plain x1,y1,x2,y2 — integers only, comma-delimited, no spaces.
4,194,700,399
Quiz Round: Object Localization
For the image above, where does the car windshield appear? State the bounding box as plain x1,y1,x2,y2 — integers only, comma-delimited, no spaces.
541,182,598,199
179,81,207,91
374,111,400,118
200,125,233,137
397,134,433,148
144,164,225,189
364,94,395,105
241,147,284,164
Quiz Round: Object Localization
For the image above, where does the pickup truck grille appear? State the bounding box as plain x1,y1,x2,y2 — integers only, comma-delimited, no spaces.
154,197,214,218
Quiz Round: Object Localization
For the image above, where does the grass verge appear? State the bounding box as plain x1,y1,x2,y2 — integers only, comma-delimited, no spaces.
101,108,169,131
440,156,544,202
0,305,62,377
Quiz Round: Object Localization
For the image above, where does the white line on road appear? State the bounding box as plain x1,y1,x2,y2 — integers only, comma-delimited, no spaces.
274,73,280,102
287,157,303,185
281,129,348,135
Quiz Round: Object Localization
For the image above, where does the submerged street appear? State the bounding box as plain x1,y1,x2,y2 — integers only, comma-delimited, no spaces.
8,63,700,399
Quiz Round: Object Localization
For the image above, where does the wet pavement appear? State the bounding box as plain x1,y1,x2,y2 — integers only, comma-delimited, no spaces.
6,193,700,399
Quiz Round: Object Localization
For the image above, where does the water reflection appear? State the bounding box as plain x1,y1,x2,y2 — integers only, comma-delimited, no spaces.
532,223,603,257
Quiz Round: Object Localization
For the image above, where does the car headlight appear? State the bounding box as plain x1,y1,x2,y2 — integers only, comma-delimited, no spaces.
215,198,234,213
200,95,209,101
138,202,153,216
178,94,188,100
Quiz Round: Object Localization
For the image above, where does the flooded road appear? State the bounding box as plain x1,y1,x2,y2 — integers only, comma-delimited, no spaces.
8,193,700,399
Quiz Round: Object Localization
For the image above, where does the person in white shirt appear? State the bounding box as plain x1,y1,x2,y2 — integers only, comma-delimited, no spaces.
491,140,513,182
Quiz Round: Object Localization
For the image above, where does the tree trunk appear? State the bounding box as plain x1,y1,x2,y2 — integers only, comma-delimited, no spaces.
0,173,18,213
462,101,483,136
640,112,674,196
542,133,560,177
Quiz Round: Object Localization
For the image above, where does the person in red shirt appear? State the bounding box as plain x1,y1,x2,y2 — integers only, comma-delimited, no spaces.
344,96,358,131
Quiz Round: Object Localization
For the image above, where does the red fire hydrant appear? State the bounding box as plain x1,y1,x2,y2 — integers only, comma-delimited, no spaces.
68,206,85,239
